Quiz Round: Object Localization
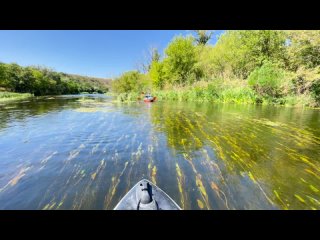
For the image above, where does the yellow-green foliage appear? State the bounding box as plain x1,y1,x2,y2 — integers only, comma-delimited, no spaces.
111,71,150,94
117,31,320,107
248,61,287,97
163,36,198,85
153,80,257,104
0,92,33,102
286,30,320,69
149,61,165,89
201,31,286,79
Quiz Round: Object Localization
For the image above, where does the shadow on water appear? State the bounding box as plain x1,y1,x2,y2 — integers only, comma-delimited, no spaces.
0,95,319,209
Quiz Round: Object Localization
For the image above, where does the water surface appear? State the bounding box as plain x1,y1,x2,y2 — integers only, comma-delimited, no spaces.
0,94,319,209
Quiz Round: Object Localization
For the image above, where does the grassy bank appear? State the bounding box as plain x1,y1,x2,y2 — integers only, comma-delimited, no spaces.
112,79,319,108
153,82,257,104
0,92,33,102
154,86,318,107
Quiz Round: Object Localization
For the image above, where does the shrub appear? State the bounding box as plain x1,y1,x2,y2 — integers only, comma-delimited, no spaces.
112,71,148,93
248,61,286,97
311,79,320,105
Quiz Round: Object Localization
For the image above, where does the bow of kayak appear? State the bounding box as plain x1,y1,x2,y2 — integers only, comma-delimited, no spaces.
114,179,181,210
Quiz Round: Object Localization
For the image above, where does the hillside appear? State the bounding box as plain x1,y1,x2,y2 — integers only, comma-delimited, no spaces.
62,73,112,93
0,62,112,95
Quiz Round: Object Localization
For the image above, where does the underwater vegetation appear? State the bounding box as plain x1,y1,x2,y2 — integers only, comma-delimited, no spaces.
0,96,319,209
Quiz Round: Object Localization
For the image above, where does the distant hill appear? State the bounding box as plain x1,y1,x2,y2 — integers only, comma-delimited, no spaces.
0,62,113,95
62,73,112,92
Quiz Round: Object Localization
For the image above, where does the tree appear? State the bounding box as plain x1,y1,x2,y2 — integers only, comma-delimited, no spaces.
7,63,23,92
194,30,213,45
206,30,287,79
138,47,161,73
0,63,8,89
205,31,244,78
111,71,147,93
149,61,165,89
151,48,160,63
285,30,320,70
32,68,47,96
163,36,198,85
21,67,37,93
239,30,287,69
0,62,110,95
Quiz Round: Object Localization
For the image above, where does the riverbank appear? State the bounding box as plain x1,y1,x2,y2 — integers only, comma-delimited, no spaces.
154,89,318,108
153,84,257,104
0,92,33,102
113,83,319,108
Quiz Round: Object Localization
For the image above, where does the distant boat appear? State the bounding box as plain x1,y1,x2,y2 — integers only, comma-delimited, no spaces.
144,94,156,102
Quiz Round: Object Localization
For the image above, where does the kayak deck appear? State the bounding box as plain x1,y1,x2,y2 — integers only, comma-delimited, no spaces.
114,179,181,210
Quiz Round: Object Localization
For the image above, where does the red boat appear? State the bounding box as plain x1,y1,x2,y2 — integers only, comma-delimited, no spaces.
144,96,157,102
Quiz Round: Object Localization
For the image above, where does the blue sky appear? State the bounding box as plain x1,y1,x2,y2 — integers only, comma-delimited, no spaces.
0,30,223,78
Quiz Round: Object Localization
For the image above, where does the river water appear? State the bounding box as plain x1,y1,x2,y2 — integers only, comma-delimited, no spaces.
0,94,319,209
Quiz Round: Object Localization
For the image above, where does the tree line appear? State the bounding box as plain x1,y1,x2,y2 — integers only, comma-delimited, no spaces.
112,30,320,106
0,62,110,96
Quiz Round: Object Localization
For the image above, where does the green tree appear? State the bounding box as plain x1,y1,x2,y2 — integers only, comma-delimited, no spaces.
151,48,160,63
194,30,213,45
20,67,37,93
239,30,287,69
0,62,110,95
206,31,245,78
286,30,320,70
207,30,287,79
7,63,23,92
111,71,147,93
0,63,8,89
149,61,165,89
163,36,198,85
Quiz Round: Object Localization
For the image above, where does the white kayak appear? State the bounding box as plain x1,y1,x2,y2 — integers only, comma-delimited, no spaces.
114,179,182,210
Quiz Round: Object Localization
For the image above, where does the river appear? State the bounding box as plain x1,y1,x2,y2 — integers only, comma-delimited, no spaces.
0,94,319,209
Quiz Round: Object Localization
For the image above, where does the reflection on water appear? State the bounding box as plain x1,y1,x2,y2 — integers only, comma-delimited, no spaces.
0,95,319,209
